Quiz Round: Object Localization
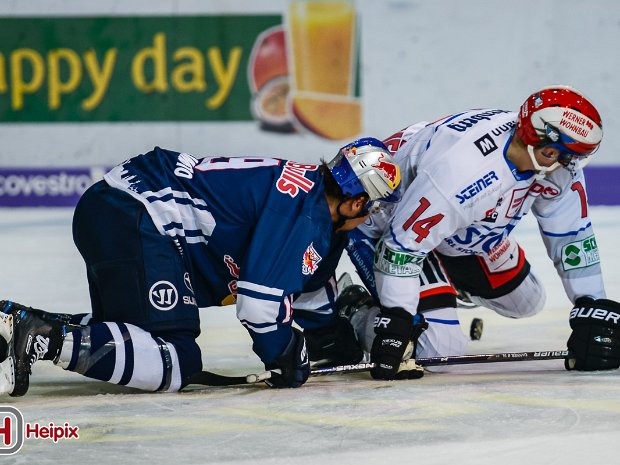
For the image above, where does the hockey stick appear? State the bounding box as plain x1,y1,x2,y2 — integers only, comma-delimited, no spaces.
312,350,571,375
187,350,571,386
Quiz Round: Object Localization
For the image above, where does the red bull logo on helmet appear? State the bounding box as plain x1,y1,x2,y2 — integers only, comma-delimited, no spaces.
372,155,401,190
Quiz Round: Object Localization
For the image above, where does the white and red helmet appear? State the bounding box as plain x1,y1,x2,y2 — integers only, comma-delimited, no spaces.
516,85,603,174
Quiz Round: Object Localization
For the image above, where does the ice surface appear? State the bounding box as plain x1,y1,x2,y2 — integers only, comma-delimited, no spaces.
1,207,619,464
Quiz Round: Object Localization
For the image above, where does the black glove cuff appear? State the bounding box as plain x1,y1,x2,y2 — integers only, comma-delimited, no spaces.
374,306,414,339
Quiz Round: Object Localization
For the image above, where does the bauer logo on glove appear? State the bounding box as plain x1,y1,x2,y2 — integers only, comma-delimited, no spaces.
570,305,620,323
374,316,392,329
370,306,428,380
566,297,620,371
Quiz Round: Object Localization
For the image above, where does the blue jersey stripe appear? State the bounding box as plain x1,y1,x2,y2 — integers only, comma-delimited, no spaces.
425,317,460,325
541,222,592,237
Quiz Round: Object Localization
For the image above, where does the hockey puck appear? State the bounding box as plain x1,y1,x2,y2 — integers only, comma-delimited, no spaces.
470,318,484,341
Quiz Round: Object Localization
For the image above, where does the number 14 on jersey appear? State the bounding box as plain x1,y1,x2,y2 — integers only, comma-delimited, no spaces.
402,197,444,243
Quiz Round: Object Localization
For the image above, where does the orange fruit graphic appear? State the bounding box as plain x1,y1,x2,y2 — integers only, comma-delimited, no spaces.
291,93,361,140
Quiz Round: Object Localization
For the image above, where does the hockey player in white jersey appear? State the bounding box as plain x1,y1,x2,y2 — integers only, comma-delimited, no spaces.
340,86,620,380
0,138,401,396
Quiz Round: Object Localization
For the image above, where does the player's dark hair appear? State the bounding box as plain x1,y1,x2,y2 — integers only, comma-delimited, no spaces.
320,162,346,200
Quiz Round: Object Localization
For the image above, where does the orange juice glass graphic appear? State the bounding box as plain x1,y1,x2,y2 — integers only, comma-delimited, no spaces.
289,0,356,95
287,0,361,140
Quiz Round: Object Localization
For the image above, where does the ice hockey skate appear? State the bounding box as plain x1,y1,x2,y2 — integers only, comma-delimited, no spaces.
455,287,479,309
336,282,377,320
0,300,65,397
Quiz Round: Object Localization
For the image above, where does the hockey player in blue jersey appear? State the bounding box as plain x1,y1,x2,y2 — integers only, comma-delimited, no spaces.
0,138,401,396
307,86,620,379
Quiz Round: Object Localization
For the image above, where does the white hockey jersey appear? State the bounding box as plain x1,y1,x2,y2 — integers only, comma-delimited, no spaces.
360,109,605,314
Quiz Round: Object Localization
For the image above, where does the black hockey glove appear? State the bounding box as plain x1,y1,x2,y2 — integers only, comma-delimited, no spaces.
565,297,620,371
304,316,364,367
370,307,428,380
265,327,310,388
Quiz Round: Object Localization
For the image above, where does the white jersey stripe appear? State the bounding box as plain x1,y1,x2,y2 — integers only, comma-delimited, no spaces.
125,324,164,391
237,281,284,296
236,293,281,327
241,321,278,334
104,322,126,385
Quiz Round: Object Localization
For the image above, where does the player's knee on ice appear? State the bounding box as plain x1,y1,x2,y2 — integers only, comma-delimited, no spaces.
469,271,546,319
58,323,202,392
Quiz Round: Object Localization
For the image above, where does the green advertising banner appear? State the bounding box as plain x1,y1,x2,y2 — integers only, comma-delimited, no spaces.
0,16,280,121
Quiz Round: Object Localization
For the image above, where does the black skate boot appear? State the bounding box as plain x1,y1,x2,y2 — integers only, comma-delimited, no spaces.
12,303,76,326
0,300,65,397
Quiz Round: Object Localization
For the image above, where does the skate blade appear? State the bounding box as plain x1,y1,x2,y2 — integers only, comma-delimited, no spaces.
337,272,354,293
0,313,16,395
0,356,15,395
0,312,14,344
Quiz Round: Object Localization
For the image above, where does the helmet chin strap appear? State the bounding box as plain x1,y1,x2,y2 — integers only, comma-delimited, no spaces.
527,145,561,178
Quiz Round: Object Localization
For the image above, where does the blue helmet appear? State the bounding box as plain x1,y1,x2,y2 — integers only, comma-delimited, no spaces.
327,137,402,205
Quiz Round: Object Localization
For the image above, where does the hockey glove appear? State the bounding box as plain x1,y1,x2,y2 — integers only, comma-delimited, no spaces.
370,307,428,380
304,317,364,367
265,327,310,388
565,297,620,371
302,283,372,367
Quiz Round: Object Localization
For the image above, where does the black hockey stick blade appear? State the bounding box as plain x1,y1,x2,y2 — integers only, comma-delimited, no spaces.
185,370,250,387
186,367,279,387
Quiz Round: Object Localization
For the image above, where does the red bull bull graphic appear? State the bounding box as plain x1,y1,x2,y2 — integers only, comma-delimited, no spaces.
221,255,241,305
224,255,241,278
372,155,400,190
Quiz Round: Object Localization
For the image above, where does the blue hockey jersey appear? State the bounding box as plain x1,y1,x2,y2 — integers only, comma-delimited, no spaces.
104,147,334,364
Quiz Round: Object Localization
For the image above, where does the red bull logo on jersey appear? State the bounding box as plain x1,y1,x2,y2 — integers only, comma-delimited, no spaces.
224,255,241,278
371,155,401,190
276,162,318,198
302,242,322,275
222,255,241,305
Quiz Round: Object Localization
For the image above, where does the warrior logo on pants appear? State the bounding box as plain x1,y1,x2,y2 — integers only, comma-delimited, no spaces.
149,281,178,311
